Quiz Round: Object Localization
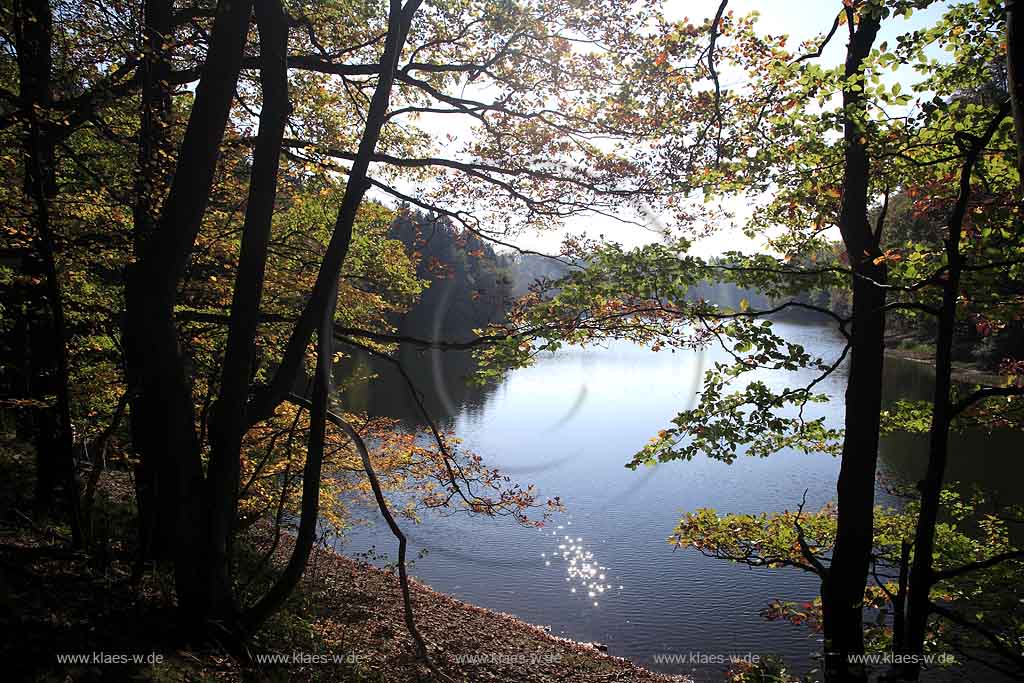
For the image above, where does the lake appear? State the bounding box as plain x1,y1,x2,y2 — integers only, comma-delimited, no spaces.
334,320,1023,681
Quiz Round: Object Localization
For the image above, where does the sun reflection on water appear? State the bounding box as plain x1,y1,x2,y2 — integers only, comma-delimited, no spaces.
541,525,622,607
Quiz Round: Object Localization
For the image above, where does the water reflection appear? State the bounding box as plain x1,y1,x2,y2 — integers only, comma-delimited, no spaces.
537,522,623,606
877,353,1024,508
337,344,495,430
334,322,1023,680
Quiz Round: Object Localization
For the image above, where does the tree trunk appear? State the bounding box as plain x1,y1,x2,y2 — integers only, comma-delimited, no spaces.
243,0,424,633
15,0,82,547
130,0,175,568
1007,0,1024,188
243,318,333,632
206,0,290,628
826,266,886,679
822,9,884,681
900,102,1009,682
893,540,910,654
900,278,954,681
247,0,423,426
123,0,253,627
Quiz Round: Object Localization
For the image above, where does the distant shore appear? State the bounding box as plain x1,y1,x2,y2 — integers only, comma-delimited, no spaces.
884,338,1004,386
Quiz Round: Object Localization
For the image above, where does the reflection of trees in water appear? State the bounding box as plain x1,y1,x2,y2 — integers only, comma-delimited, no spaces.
333,213,516,429
881,356,935,406
876,356,1024,509
333,335,1023,509
335,343,500,431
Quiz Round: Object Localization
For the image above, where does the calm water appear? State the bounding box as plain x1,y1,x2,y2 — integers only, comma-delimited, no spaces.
333,321,1023,681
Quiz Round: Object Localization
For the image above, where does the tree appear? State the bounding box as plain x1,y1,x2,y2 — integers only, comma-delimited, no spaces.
868,2,1024,674
6,0,1018,673
3,0,713,647
8,0,82,545
122,0,255,629
672,483,1024,680
1007,0,1024,185
823,5,888,675
475,2,1023,680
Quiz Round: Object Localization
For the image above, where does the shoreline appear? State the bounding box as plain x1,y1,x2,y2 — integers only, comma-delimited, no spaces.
0,466,692,683
262,530,694,682
884,342,1005,387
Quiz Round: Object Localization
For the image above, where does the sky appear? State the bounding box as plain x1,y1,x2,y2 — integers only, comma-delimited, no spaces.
502,0,956,258
364,0,958,258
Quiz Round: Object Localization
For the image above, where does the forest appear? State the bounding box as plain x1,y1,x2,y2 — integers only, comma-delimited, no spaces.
0,0,1022,681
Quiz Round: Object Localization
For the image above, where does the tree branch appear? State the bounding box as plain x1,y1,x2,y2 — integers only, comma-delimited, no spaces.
951,385,1024,417
928,601,1024,671
932,550,1024,583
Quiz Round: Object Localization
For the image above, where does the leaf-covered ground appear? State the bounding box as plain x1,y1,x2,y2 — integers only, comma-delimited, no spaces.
255,532,691,683
0,451,690,682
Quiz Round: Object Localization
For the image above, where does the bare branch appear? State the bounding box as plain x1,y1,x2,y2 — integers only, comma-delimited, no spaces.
707,0,729,159
794,489,828,577
951,385,1024,417
932,550,1024,583
929,601,1024,670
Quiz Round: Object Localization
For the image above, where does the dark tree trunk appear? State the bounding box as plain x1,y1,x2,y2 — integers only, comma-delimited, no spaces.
206,0,290,627
900,275,955,681
14,0,55,198
247,0,422,427
826,266,886,680
130,0,175,568
893,541,911,654
123,0,253,627
243,0,424,633
900,103,1009,682
1007,1,1024,188
822,9,884,682
15,0,81,547
243,316,333,632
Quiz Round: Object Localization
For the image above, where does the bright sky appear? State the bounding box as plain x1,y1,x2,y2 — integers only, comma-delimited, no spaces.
504,0,956,258
363,1,957,258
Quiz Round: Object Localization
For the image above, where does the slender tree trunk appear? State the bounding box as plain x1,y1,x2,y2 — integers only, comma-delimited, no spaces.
823,9,884,681
123,0,253,627
900,271,955,681
17,0,57,515
206,0,290,627
243,302,334,632
901,102,1009,682
1007,0,1024,188
130,0,174,569
827,267,886,679
893,541,911,654
243,0,424,632
15,0,82,547
26,127,81,548
247,0,423,426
